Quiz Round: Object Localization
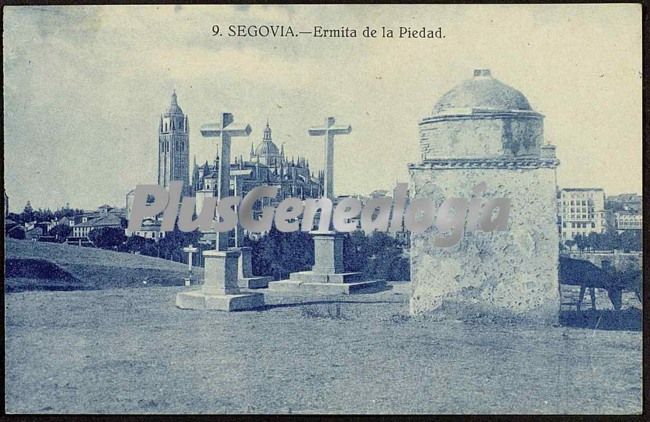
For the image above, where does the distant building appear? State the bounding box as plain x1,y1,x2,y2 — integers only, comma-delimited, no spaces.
558,188,606,241
192,121,323,245
71,213,123,238
193,121,322,210
20,219,67,242
615,211,642,231
25,226,44,241
125,218,166,241
56,216,74,228
5,219,24,238
34,220,56,234
126,94,324,244
604,193,642,233
70,212,99,227
606,193,642,213
67,205,125,229
63,205,125,245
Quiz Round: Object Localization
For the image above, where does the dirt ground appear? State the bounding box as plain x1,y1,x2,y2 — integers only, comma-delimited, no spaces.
4,282,642,414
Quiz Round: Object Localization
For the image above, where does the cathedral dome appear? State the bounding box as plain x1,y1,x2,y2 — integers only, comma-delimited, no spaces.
433,69,531,115
254,122,281,157
255,141,279,156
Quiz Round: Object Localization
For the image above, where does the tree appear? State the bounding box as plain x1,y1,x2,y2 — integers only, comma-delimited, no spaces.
140,240,160,257
574,234,587,252
22,201,34,222
586,232,599,252
343,231,369,272
88,227,126,249
251,233,277,277
619,230,641,252
157,226,202,262
601,230,621,251
365,232,409,281
249,227,314,280
33,208,54,222
48,224,72,242
122,235,147,253
278,230,313,273
148,225,204,263
6,212,22,224
247,229,410,281
53,205,85,220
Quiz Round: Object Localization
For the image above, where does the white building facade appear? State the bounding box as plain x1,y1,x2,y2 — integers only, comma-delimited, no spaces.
558,188,606,241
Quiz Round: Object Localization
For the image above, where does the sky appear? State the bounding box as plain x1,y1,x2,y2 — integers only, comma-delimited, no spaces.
3,4,642,212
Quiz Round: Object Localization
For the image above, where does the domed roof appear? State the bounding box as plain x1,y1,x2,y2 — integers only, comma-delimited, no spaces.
165,90,183,115
255,122,280,156
255,140,280,156
433,69,532,115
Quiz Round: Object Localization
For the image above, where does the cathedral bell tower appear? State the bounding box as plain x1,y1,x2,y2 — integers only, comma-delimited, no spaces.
158,90,190,194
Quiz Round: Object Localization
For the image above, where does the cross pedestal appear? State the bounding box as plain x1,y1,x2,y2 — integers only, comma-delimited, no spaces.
176,112,264,311
233,246,272,289
312,231,344,274
268,116,385,295
176,250,264,311
268,232,386,295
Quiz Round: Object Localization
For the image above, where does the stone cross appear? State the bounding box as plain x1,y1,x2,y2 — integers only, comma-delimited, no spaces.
183,244,198,273
182,244,198,286
201,112,252,251
230,168,252,247
308,117,352,200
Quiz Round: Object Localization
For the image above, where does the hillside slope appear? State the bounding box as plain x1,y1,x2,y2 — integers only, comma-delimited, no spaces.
5,239,202,292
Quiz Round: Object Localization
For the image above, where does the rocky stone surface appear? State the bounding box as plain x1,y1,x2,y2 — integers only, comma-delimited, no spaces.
408,165,560,323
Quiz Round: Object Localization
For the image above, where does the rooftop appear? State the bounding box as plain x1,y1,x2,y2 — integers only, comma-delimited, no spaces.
433,69,532,115
76,214,123,228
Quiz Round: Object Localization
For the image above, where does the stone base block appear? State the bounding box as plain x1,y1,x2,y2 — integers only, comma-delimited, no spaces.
238,276,273,289
176,290,264,311
408,165,560,324
289,271,364,284
268,278,385,295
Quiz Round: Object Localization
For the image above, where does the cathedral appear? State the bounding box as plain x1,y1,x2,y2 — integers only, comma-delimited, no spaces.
127,91,324,241
193,121,323,216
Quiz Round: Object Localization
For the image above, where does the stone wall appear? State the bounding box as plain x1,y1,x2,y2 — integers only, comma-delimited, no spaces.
408,165,560,323
420,117,503,159
419,114,543,160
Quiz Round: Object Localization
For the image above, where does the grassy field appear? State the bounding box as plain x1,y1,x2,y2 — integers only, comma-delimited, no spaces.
4,239,643,414
4,283,641,414
5,239,200,292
